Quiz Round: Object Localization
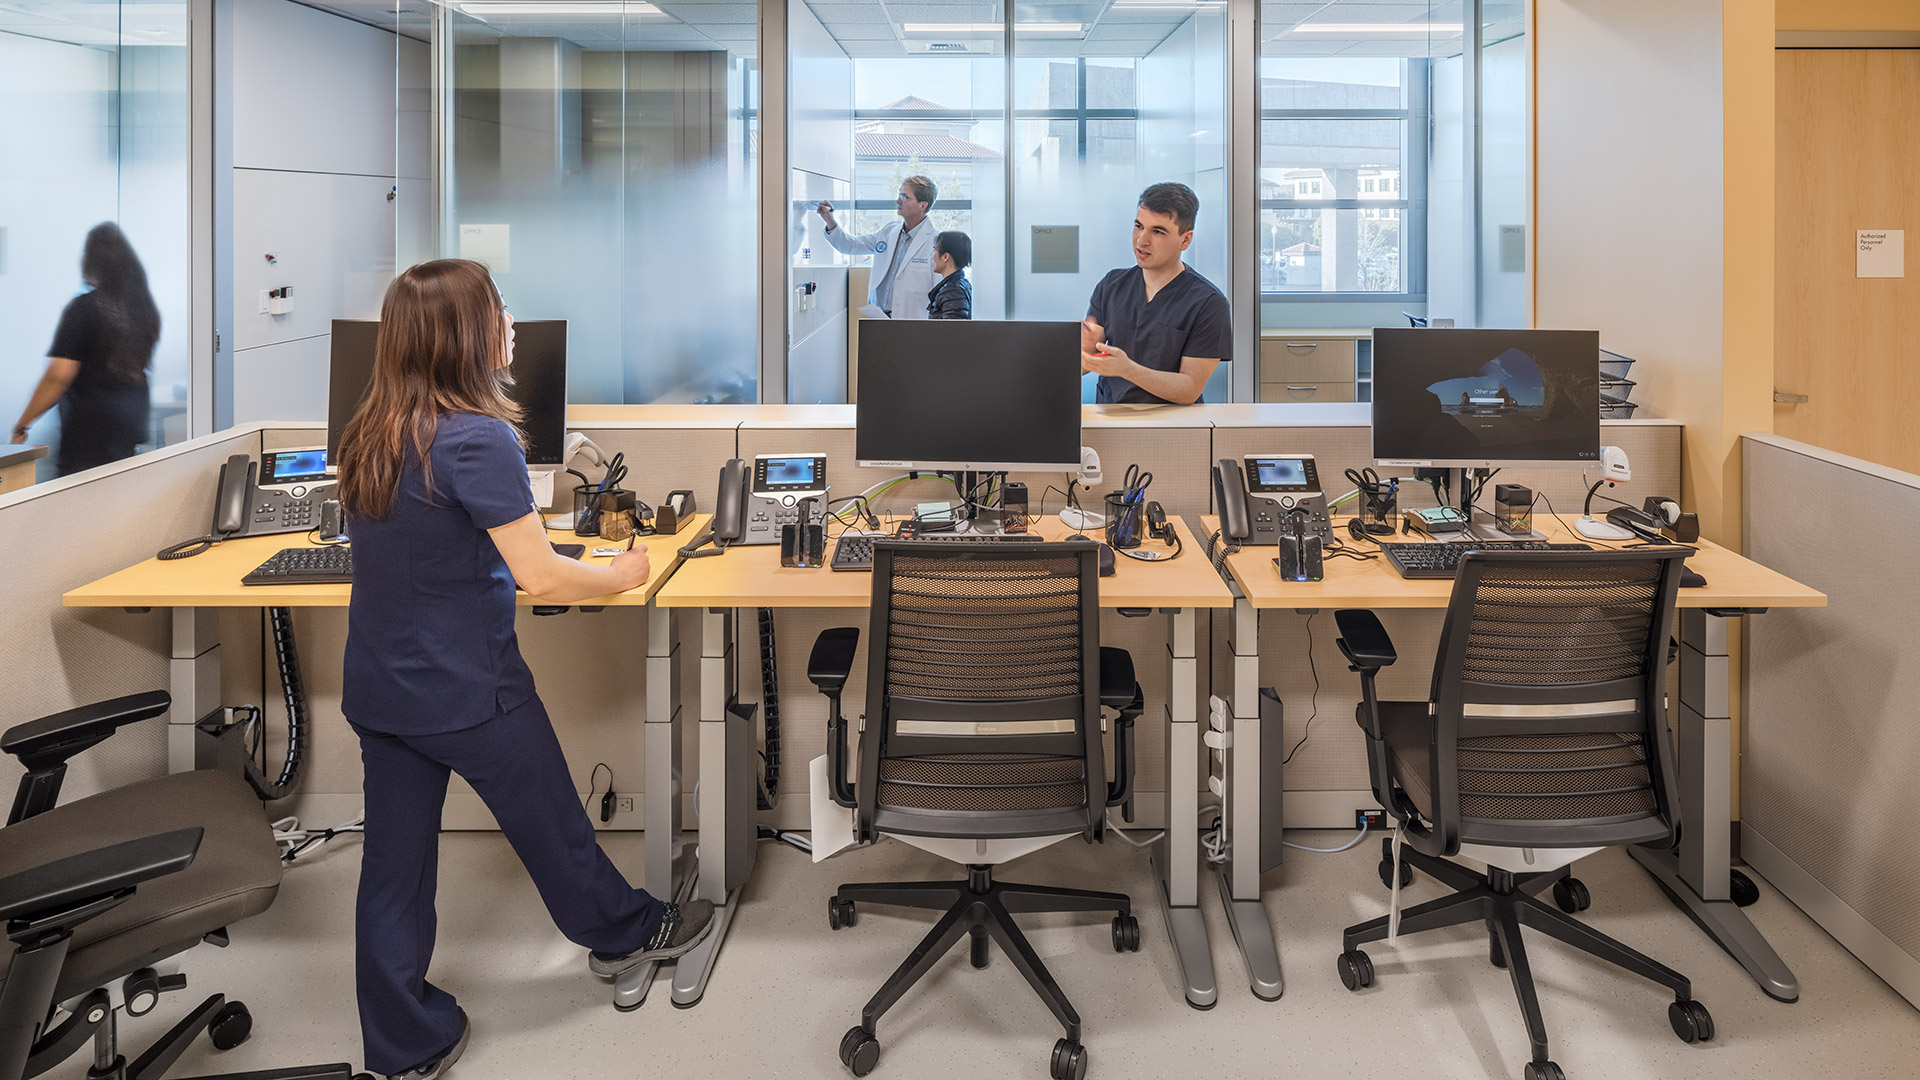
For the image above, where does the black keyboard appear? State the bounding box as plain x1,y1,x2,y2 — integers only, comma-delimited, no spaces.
1378,540,1593,579
242,546,353,585
830,531,1036,571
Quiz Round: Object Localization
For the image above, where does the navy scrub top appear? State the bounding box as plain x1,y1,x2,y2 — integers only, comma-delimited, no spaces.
1086,264,1233,405
343,412,540,737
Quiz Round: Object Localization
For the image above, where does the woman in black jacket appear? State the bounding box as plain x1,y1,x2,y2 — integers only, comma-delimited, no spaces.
10,223,160,475
926,231,973,320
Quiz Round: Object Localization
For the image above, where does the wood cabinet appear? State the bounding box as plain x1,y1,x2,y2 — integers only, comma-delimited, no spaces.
1259,331,1365,403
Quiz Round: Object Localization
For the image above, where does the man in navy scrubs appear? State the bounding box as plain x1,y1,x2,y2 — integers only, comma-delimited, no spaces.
1081,182,1232,404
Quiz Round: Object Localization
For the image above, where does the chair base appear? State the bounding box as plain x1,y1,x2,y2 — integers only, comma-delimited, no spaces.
1339,848,1709,1076
830,865,1135,1077
23,987,353,1080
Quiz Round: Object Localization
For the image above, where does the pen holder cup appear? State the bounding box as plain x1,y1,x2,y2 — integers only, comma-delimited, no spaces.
598,489,639,543
1104,492,1144,550
572,484,604,536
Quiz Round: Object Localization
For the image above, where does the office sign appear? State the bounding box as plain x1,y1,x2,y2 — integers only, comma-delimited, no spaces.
1857,230,1903,278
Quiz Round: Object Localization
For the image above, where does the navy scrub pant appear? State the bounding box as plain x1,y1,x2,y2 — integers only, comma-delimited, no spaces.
352,694,663,1075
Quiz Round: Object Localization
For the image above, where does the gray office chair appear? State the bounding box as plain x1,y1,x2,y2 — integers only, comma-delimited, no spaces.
0,691,354,1080
1331,548,1713,1080
806,539,1144,1080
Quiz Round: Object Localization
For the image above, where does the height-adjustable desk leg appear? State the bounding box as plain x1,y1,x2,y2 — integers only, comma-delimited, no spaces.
1153,606,1217,1010
671,607,750,1008
1627,609,1799,1002
169,608,220,774
1214,597,1282,1000
615,600,698,1011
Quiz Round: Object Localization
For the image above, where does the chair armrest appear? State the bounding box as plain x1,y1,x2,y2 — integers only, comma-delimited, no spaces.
0,828,202,925
1334,610,1397,670
807,628,860,692
1099,647,1137,710
1,691,171,772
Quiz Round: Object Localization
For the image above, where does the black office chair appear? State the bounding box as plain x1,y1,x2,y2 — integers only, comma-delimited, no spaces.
1331,548,1714,1080
806,539,1144,1080
0,691,353,1080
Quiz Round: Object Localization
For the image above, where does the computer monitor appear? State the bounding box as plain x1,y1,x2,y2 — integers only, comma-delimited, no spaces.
856,320,1082,471
1371,327,1600,468
327,318,568,465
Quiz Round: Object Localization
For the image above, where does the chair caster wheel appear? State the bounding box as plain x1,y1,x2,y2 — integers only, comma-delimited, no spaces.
1050,1038,1088,1080
208,1001,252,1051
1729,870,1761,908
839,1026,880,1076
1669,999,1715,1044
829,897,857,930
1111,914,1140,952
1337,949,1374,991
1523,1061,1565,1080
1553,877,1592,913
1378,858,1413,889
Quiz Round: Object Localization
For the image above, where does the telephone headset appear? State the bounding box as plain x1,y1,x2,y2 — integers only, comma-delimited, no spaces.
160,449,338,560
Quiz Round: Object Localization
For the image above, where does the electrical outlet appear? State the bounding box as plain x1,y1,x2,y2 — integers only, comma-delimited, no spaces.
1356,808,1387,830
615,796,634,815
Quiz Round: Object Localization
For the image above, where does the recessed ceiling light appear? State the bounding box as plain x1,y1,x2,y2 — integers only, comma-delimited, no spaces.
1292,23,1464,34
458,2,668,17
902,23,1083,35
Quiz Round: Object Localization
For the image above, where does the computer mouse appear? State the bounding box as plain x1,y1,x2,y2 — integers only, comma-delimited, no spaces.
1065,534,1117,576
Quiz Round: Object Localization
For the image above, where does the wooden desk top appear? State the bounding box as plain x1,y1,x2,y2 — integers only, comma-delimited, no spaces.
653,517,1232,610
1198,515,1828,611
62,514,709,610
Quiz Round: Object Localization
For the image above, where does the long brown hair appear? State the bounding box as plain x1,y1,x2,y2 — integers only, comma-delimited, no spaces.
336,259,523,519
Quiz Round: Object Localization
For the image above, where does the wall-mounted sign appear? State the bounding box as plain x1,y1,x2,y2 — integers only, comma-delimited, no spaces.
460,224,511,274
1032,225,1079,274
1857,230,1903,278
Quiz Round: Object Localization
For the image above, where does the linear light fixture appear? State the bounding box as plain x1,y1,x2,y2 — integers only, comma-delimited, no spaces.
902,23,1084,34
458,2,668,17
1291,23,1465,34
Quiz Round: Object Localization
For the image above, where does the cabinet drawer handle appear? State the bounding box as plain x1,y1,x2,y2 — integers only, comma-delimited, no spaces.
1286,385,1316,393
1284,342,1319,351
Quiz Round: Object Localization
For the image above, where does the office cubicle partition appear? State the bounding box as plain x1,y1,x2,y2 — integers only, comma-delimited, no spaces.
1742,434,1920,1008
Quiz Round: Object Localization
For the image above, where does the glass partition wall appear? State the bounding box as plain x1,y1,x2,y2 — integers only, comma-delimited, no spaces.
2,1,190,480
1258,0,1529,402
439,2,760,403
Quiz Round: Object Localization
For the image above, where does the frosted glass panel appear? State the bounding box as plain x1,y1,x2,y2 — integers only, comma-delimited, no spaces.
0,1,190,480
446,11,758,404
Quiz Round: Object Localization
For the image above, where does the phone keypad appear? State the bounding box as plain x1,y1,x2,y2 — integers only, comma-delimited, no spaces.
255,496,315,531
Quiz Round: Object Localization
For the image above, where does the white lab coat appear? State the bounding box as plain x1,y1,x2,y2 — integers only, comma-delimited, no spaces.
824,218,938,320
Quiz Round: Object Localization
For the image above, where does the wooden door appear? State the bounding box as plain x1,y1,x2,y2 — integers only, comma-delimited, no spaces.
1775,49,1920,473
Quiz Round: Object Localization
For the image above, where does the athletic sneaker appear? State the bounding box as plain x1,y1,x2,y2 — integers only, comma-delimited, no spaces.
387,1008,469,1080
587,900,717,977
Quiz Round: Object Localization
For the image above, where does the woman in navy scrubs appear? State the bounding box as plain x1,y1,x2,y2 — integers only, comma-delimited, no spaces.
335,260,712,1080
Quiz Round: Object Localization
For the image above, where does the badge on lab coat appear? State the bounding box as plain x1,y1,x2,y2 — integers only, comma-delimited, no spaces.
874,241,887,253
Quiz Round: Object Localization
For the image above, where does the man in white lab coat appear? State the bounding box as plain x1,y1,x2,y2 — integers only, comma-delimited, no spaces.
816,175,940,320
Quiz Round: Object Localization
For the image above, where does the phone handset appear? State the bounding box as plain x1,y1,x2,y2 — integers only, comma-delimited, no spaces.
1211,457,1252,546
159,454,256,560
679,458,749,559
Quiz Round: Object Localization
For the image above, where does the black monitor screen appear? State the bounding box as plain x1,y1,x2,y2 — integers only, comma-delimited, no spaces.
328,319,568,465
1371,327,1600,466
856,320,1081,471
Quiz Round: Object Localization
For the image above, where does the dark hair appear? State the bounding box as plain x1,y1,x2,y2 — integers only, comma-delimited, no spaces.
336,259,523,520
935,230,971,271
1137,182,1199,234
79,222,161,384
902,175,938,208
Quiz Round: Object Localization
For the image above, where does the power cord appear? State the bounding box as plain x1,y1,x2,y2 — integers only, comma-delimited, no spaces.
274,812,365,862
1281,613,1320,765
587,762,615,822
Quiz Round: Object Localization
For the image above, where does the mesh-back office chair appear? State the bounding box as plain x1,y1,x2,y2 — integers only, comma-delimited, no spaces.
0,691,353,1080
1331,548,1715,1080
806,540,1145,1080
